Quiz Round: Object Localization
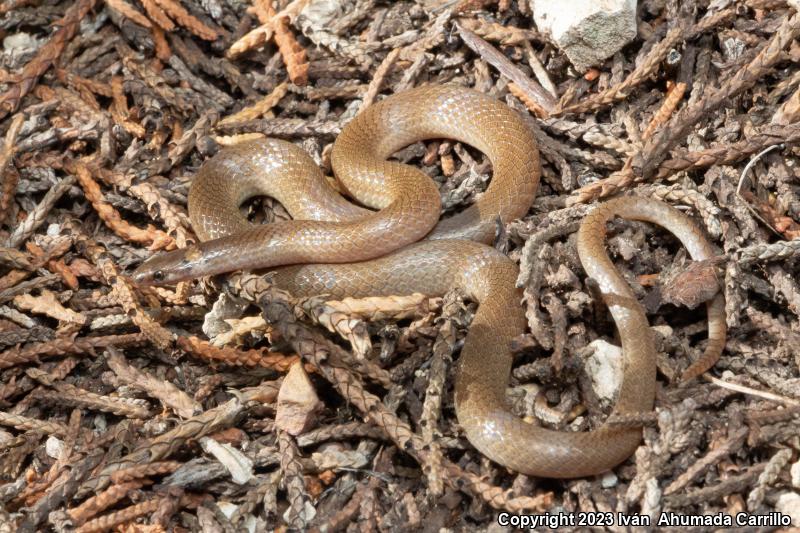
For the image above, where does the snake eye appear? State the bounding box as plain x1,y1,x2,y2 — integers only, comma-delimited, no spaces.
152,270,166,282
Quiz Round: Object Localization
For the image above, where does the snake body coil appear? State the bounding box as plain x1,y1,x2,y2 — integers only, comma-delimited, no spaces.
133,85,725,478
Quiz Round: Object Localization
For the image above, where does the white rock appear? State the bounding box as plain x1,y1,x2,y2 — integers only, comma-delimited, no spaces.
601,471,618,488
531,0,638,71
203,292,248,340
585,339,623,401
791,460,800,488
45,436,64,459
216,502,238,518
776,492,800,526
3,32,39,52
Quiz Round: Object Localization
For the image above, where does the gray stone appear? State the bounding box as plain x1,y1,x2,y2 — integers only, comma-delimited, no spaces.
585,339,623,402
532,0,638,71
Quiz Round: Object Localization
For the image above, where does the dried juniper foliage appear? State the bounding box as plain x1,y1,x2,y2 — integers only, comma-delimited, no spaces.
0,0,798,530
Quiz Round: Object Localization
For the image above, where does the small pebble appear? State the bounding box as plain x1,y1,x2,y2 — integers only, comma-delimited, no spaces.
45,436,64,459
601,471,618,488
776,492,800,526
791,460,800,489
585,339,623,402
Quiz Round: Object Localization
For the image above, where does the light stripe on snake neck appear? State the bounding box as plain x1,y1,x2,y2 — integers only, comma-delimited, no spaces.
133,85,725,478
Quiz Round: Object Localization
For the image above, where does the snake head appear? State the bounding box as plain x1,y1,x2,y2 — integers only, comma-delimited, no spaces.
131,245,204,286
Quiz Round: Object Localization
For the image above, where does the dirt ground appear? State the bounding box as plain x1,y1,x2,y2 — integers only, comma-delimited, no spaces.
0,0,799,531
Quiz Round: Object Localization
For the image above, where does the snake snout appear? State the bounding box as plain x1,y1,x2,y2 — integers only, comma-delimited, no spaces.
131,247,201,286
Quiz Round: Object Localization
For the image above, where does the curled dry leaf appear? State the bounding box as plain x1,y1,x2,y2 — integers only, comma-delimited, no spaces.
215,316,271,348
199,436,253,485
14,289,86,325
106,349,202,419
302,297,371,358
660,259,723,310
275,362,323,436
203,292,249,340
310,448,370,471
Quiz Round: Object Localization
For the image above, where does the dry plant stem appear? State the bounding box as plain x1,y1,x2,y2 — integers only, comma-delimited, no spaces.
704,374,800,406
105,348,201,418
634,12,800,181
278,430,312,529
74,496,172,533
559,9,734,115
67,479,149,526
0,410,69,436
16,449,105,533
176,335,304,372
737,238,800,265
663,426,748,495
666,463,767,507
214,116,342,138
522,41,556,98
642,82,687,140
5,176,76,248
569,12,800,205
218,82,289,125
109,460,183,483
0,333,146,369
772,82,800,124
455,18,544,46
567,85,685,204
0,114,24,226
272,16,309,86
509,82,548,117
72,162,175,249
746,448,791,510
302,297,373,361
360,48,401,111
105,0,153,29
309,478,378,533
455,22,556,113
321,293,439,321
420,317,456,499
77,391,265,497
0,246,34,270
127,182,191,248
746,406,800,425
153,0,218,41
142,0,174,31
27,368,151,418
0,0,98,119
252,0,309,86
86,251,175,351
228,22,273,58
296,421,388,447
253,282,550,512
645,183,722,238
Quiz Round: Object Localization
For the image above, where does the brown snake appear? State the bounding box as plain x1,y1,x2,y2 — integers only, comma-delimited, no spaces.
133,85,726,478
